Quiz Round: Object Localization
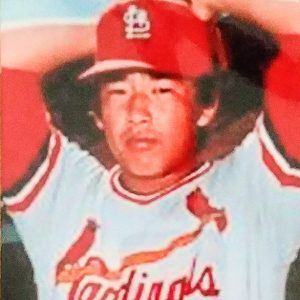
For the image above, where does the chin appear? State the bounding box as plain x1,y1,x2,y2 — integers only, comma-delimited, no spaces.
124,161,165,179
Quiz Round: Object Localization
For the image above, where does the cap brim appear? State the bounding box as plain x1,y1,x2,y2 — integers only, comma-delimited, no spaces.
78,59,154,80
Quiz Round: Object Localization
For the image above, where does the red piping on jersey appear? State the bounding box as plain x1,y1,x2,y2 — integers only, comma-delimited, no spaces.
261,142,300,188
110,163,213,205
6,134,62,213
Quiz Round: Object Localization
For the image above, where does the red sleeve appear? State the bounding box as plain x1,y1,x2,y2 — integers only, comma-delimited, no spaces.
2,68,50,192
264,34,300,164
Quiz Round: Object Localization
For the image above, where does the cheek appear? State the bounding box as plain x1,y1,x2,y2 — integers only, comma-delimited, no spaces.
101,102,127,146
152,101,197,164
154,100,195,139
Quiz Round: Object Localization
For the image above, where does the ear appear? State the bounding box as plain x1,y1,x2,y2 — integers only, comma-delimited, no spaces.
196,98,219,127
88,111,104,130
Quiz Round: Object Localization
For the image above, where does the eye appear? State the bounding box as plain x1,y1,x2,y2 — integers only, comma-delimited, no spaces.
104,82,130,97
108,88,127,95
152,79,176,95
152,87,173,94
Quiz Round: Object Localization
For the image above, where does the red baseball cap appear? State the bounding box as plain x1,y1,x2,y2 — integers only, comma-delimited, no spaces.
80,0,214,79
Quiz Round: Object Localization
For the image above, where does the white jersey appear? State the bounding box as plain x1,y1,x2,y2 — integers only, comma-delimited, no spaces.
4,117,300,300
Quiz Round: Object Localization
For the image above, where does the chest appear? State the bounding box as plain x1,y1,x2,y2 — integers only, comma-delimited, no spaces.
53,193,227,300
41,179,293,300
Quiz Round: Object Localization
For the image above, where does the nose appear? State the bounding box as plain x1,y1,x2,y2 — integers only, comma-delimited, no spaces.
128,92,151,125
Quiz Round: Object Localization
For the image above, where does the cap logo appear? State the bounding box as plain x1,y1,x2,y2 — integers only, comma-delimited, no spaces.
123,5,151,39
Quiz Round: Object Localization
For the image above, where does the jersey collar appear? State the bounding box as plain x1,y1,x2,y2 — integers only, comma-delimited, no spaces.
109,162,213,205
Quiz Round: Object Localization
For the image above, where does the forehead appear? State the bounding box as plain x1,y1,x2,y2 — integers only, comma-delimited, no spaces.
97,70,190,84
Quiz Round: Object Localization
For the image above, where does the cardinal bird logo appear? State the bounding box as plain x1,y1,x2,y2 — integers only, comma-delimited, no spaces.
56,188,227,286
186,187,227,232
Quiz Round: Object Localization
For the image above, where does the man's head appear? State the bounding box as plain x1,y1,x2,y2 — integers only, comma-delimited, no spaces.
91,70,218,179
81,0,220,185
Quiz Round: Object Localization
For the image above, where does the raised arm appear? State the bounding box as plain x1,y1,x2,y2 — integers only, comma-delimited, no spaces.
191,0,300,34
192,0,300,165
2,23,96,74
2,23,95,192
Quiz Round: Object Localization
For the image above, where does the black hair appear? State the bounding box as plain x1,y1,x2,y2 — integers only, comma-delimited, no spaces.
41,56,102,148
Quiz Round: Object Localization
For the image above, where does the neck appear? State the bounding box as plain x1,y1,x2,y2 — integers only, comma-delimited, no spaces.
119,158,199,196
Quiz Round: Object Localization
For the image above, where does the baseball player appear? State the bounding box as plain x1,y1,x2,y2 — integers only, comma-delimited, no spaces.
2,0,300,299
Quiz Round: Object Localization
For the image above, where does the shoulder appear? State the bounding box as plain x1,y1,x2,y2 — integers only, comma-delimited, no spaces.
4,132,107,214
208,114,300,190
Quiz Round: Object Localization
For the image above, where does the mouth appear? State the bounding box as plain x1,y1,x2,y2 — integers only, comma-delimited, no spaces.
125,136,159,151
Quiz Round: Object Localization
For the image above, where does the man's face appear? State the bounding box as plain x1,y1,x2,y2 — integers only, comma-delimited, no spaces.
97,71,200,178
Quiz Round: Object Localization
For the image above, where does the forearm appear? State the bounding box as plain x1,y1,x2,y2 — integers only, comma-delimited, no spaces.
232,3,300,162
2,69,50,192
1,21,96,191
1,23,96,74
191,0,300,162
192,0,300,34
264,34,300,164
222,0,300,34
